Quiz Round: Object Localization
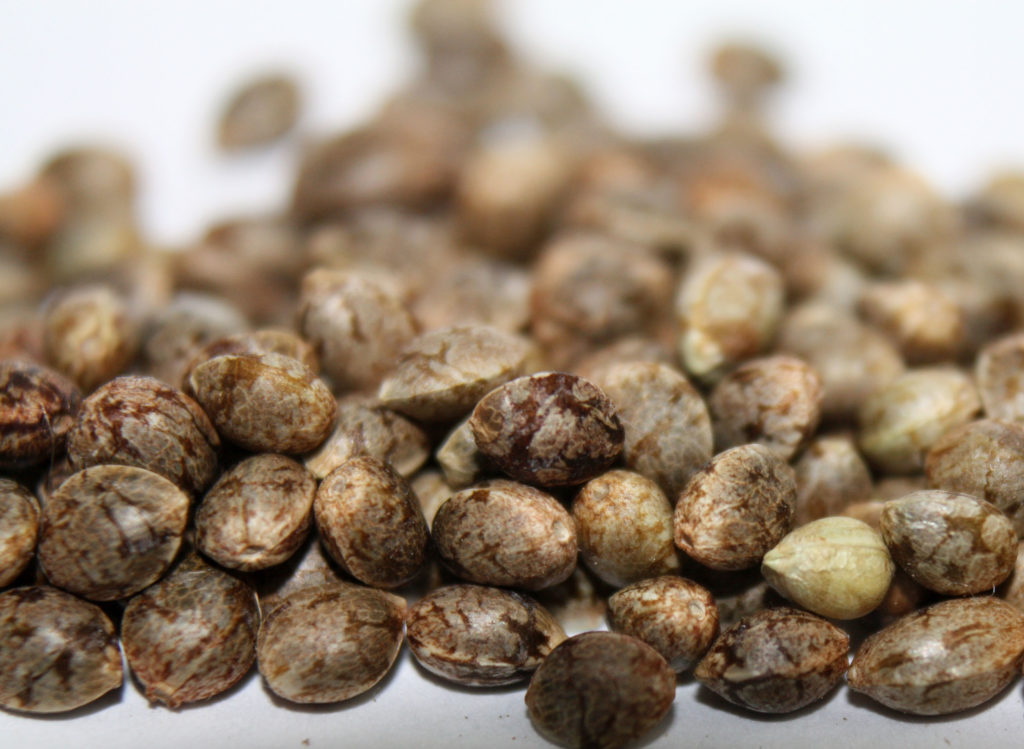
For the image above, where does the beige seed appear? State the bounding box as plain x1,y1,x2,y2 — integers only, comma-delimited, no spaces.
436,416,488,489
218,74,300,150
976,332,1024,423
0,480,40,588
859,279,964,364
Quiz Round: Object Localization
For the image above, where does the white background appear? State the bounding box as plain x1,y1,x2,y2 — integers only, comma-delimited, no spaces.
3,1,1024,747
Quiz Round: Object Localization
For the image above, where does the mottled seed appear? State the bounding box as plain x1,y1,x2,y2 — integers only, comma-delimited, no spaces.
406,584,566,686
66,375,220,494
674,444,796,571
0,586,123,713
607,576,718,673
859,280,964,364
694,607,849,713
436,417,488,489
195,454,315,572
708,355,823,460
848,597,1024,715
37,465,190,601
122,558,259,707
0,358,80,469
572,470,680,587
0,480,39,588
314,456,429,588
257,585,405,704
187,352,336,454
432,479,577,590
976,332,1024,423
218,74,300,150
182,328,319,384
880,490,1018,595
525,631,675,749
470,372,623,487
793,435,873,525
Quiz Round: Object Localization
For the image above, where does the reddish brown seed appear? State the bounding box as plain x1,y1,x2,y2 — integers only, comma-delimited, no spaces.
469,372,623,487
0,479,40,588
405,584,566,687
0,586,123,713
525,631,675,749
432,480,577,590
674,444,797,571
694,607,849,714
314,456,429,588
187,352,336,454
257,585,406,704
121,558,259,707
848,596,1024,715
195,454,316,572
218,74,300,150
607,576,719,673
37,465,190,601
0,358,80,469
66,375,220,494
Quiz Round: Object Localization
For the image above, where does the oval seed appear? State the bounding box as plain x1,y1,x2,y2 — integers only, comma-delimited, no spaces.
0,479,39,588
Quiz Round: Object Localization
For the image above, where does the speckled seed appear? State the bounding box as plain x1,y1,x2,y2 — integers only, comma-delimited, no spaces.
406,584,566,687
858,368,980,475
793,436,873,525
218,74,300,150
859,280,964,364
187,352,336,454
195,454,316,572
976,333,1024,423
607,576,719,673
676,251,784,383
926,418,1024,536
709,355,823,459
694,607,849,713
592,361,712,499
879,490,1018,595
37,465,190,601
258,585,405,704
470,372,623,487
525,631,675,749
182,328,319,384
122,558,259,707
303,395,429,480
66,375,220,494
0,480,39,588
432,480,577,590
0,358,80,469
378,325,538,422
674,444,797,571
572,470,680,587
436,417,488,489
762,516,894,619
848,596,1024,715
0,586,123,713
314,456,429,588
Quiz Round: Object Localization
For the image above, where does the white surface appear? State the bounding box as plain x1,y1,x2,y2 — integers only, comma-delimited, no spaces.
4,1,1024,747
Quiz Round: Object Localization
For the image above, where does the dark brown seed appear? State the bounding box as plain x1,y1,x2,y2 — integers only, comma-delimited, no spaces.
37,465,190,601
0,586,123,713
218,74,300,150
525,631,675,749
66,375,220,494
694,607,849,713
0,479,40,588
257,585,405,704
121,558,259,707
195,454,316,572
848,596,1024,715
314,456,429,588
470,372,623,487
432,479,577,590
0,358,80,469
406,584,566,687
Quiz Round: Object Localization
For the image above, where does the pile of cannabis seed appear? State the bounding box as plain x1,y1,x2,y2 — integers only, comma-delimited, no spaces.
4,0,1024,746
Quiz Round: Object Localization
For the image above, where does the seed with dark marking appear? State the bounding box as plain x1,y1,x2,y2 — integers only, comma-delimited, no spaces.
0,479,39,588
0,358,80,469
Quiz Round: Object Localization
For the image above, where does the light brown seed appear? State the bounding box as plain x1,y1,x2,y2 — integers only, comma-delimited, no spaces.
859,279,964,364
999,541,1024,613
187,352,336,454
607,576,719,673
257,585,406,704
0,586,123,713
406,584,566,686
879,490,1018,595
694,607,849,713
432,479,577,590
572,470,680,587
409,468,454,529
436,417,488,489
0,480,39,588
469,371,623,487
195,454,315,572
218,74,300,150
0,358,80,469
121,558,259,707
848,596,1024,715
37,465,189,601
525,631,675,749
182,328,319,384
411,256,530,334
674,444,796,571
976,332,1024,423
314,456,429,588
793,435,873,525
66,375,220,494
